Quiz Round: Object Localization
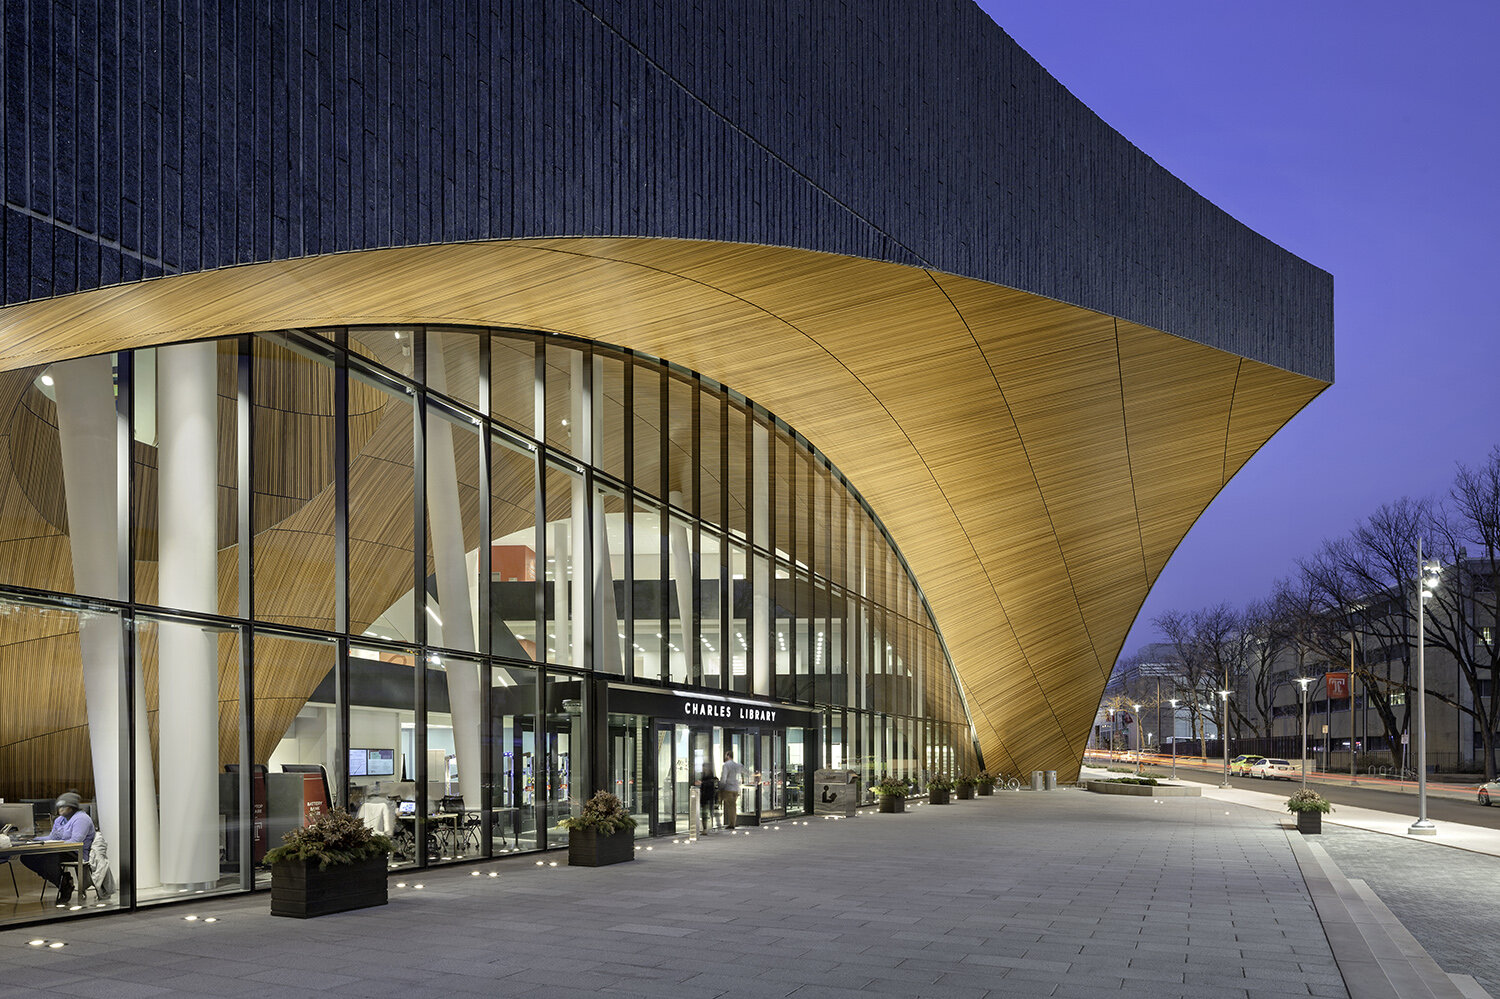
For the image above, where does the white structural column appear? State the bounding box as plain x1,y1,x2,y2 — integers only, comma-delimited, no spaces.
156,343,222,888
424,343,482,809
53,354,161,890
668,491,693,684
552,520,571,664
751,423,771,695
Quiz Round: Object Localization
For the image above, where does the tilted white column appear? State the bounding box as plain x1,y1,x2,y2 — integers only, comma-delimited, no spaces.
156,343,222,888
752,423,771,695
53,354,161,890
424,343,482,809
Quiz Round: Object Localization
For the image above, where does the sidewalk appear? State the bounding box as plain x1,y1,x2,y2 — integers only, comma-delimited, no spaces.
1,783,1491,999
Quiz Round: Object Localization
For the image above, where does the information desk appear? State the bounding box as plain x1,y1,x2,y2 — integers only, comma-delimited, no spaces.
0,841,87,899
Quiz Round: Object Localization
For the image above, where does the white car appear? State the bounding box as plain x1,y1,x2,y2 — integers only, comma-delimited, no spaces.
1248,758,1297,780
1478,780,1499,806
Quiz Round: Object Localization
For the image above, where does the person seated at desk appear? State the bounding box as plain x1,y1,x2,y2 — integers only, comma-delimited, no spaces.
22,791,94,905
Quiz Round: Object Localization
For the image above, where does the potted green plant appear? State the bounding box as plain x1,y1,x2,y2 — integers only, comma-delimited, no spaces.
559,790,638,865
1286,788,1333,834
871,778,911,813
955,774,978,800
266,809,393,918
927,775,954,805
975,772,997,796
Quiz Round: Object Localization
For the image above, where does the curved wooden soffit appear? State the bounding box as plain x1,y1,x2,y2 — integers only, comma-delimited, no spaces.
0,238,1330,782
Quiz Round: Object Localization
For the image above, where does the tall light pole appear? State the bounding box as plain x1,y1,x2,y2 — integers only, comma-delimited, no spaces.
1132,703,1143,775
1409,541,1440,836
1296,678,1312,788
1168,699,1179,779
1219,690,1231,787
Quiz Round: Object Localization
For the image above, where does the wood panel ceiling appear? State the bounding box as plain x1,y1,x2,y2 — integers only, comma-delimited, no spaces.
0,239,1329,780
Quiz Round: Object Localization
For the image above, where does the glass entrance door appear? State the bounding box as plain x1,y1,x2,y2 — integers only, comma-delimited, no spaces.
652,722,692,835
760,730,786,820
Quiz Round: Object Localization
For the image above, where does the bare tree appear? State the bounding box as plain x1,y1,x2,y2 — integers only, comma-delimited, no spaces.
1298,500,1429,767
1421,448,1500,777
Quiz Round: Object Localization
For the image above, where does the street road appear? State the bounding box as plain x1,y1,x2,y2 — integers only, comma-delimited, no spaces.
1099,755,1500,830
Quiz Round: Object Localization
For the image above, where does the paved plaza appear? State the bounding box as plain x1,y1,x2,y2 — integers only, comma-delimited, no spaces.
1,780,1492,999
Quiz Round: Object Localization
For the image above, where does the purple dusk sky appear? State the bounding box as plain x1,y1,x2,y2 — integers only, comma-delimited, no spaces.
977,2,1500,658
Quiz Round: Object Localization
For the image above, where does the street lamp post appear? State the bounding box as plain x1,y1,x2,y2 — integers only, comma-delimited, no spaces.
1168,699,1179,779
1132,703,1143,775
1409,540,1439,836
1219,690,1231,787
1296,678,1312,788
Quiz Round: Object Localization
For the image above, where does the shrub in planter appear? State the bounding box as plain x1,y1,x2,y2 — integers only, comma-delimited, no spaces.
976,772,996,796
266,809,394,918
954,774,977,800
927,775,954,805
559,791,638,865
871,778,910,813
1286,789,1332,834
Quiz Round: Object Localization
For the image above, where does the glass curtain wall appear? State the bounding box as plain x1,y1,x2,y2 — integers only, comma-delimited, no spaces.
0,324,976,929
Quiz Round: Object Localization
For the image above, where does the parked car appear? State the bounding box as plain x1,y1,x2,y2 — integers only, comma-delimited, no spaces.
1248,758,1297,780
1229,754,1266,775
1478,780,1500,806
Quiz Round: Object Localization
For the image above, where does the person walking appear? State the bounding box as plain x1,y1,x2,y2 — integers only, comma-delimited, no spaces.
718,750,747,830
697,765,719,834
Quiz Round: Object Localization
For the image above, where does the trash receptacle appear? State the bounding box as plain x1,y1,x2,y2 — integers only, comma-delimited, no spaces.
1030,770,1044,791
1044,770,1057,791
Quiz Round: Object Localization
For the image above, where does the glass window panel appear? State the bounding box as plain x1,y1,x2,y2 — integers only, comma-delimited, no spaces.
544,343,581,457
130,341,239,616
349,368,415,642
424,328,481,413
773,561,792,699
698,531,722,689
596,352,627,481
341,640,419,868
666,374,695,514
594,484,628,676
543,461,584,668
0,600,122,925
794,448,812,570
253,338,336,629
489,662,539,853
347,326,417,381
252,632,344,866
773,431,794,561
728,541,749,694
425,405,482,655
490,434,538,661
425,651,484,864
134,614,244,902
698,387,723,530
752,549,771,697
0,358,117,597
631,500,664,681
666,514,693,685
632,362,663,498
490,333,536,437
726,402,750,540
543,670,585,839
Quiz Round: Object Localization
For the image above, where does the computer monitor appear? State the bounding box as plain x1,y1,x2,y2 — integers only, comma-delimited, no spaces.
365,748,395,776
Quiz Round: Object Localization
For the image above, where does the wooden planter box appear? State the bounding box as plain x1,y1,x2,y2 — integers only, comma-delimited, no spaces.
270,854,388,918
1295,810,1323,834
929,788,951,805
877,794,906,813
977,784,995,796
956,785,975,800
568,828,636,866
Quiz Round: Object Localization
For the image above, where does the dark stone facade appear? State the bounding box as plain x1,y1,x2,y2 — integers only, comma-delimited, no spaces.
1,0,1331,380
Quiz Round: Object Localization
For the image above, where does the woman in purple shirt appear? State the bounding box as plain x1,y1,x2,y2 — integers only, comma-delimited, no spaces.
22,791,94,905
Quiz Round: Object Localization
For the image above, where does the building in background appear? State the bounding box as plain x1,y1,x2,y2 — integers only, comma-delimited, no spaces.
0,0,1331,925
